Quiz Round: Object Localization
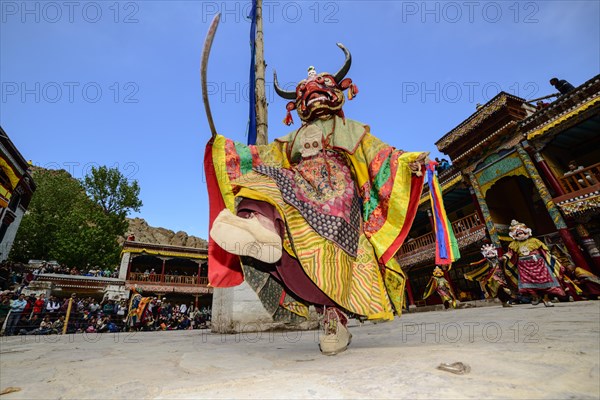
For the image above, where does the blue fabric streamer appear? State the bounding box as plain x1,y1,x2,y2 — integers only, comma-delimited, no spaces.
247,0,257,145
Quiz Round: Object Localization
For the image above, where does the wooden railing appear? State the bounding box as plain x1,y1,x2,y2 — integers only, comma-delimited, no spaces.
560,162,600,193
450,212,483,237
401,232,436,255
128,272,208,285
398,212,484,255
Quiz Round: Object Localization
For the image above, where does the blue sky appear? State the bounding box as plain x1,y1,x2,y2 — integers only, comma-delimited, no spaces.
1,1,599,239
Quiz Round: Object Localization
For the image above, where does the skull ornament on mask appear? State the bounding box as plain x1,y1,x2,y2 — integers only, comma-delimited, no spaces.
299,125,324,158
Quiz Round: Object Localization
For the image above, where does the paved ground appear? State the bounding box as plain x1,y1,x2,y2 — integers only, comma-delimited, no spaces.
1,301,599,399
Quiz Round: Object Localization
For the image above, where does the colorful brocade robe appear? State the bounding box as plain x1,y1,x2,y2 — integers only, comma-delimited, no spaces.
423,276,457,308
205,116,426,320
504,237,566,297
464,258,510,298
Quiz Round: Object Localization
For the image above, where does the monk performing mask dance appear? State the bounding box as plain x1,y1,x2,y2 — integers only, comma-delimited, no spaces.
202,15,451,355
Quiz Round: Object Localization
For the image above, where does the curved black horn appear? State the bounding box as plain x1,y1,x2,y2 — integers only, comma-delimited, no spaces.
332,43,352,84
273,70,296,100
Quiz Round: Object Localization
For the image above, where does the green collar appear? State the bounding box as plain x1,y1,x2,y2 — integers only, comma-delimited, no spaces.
275,116,369,160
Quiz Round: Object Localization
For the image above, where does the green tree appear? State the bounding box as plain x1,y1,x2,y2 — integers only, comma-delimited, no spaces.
82,166,142,217
9,168,88,263
50,195,123,268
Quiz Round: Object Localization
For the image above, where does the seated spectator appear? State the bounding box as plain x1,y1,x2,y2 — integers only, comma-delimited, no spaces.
564,160,598,186
18,314,41,335
89,300,100,314
85,318,97,333
24,315,53,335
97,316,110,333
178,315,191,330
536,101,550,109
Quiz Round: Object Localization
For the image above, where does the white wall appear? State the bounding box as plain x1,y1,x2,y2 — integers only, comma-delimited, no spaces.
0,206,25,262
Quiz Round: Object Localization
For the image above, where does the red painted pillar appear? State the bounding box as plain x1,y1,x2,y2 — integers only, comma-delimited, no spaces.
197,262,202,285
532,152,566,196
160,259,166,282
522,141,565,196
427,209,435,232
405,277,415,308
558,228,594,273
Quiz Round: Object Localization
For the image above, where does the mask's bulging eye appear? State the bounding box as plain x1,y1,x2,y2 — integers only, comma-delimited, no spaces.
312,141,319,148
304,143,311,149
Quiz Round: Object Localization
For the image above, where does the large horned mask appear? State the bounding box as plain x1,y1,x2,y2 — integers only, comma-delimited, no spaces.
274,43,358,125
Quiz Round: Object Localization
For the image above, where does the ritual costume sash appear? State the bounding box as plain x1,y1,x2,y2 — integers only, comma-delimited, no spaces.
426,162,460,265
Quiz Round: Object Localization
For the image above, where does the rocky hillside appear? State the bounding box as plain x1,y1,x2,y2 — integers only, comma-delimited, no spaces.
119,218,208,249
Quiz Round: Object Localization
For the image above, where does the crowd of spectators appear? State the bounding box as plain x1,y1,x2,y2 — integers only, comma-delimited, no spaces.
0,261,212,337
127,297,211,332
0,291,129,336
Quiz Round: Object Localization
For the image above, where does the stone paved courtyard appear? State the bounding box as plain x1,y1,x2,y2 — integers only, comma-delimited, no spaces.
1,301,598,399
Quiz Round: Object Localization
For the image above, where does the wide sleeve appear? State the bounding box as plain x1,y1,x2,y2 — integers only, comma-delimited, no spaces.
204,135,287,287
423,277,437,299
347,132,426,265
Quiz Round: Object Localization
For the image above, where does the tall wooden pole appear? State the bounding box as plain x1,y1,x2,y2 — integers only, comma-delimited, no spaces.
62,298,73,335
254,0,268,145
